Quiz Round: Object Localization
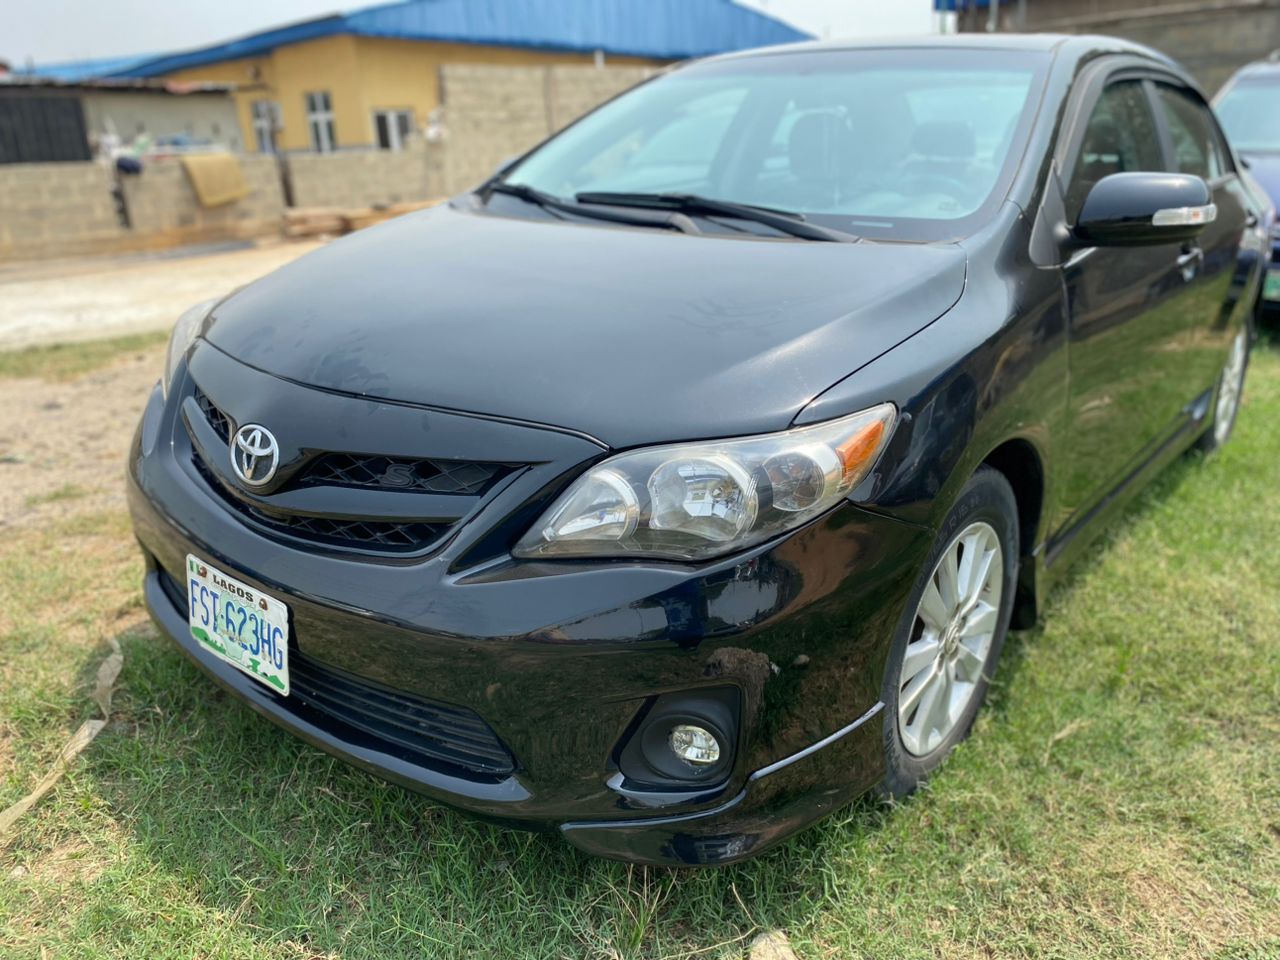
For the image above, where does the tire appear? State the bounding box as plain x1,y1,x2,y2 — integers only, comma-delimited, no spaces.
1196,329,1250,453
878,466,1019,799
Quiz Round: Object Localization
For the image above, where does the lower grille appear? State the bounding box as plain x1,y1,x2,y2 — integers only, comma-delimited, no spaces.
287,657,515,778
245,505,448,551
158,567,515,780
190,453,450,553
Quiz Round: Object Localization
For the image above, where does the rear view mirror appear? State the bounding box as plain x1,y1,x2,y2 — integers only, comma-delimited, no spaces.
1074,172,1215,246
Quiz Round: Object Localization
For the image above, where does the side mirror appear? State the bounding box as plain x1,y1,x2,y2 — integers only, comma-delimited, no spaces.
1074,171,1215,246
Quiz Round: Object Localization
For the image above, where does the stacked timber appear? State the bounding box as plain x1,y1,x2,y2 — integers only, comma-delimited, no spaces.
283,199,442,238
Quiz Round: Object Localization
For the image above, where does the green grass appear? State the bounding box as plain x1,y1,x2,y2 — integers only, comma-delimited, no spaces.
23,484,87,509
1,347,1278,959
0,330,167,381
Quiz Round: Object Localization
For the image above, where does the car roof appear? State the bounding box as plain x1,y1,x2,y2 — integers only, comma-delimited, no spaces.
1228,57,1280,81
704,32,1179,70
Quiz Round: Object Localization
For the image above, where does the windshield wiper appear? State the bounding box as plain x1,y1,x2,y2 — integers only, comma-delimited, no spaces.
574,192,859,242
483,181,700,234
484,181,574,218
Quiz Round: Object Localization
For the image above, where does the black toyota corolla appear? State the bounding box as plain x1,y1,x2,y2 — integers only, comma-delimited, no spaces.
128,34,1266,865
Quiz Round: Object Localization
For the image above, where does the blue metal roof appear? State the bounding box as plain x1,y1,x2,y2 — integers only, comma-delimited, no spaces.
38,1,811,81
21,53,162,82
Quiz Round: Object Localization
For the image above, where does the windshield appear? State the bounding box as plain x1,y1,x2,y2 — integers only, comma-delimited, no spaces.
501,48,1048,242
1216,79,1280,153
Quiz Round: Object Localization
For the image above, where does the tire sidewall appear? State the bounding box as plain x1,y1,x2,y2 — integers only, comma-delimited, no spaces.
879,466,1020,798
1199,328,1251,452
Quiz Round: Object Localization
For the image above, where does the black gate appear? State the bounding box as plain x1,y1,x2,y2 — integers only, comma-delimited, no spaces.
0,90,91,163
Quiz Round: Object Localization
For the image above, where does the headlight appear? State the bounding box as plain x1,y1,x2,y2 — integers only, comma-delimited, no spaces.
162,298,218,398
514,403,896,562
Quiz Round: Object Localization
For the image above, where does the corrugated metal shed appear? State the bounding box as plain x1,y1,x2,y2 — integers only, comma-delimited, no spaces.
17,54,163,83
31,0,812,82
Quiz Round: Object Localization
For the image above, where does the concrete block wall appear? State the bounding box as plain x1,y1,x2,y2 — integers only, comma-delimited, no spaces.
547,65,658,132
0,162,125,259
438,63,657,195
440,64,557,194
963,0,1280,94
286,142,443,209
121,154,284,240
0,66,657,260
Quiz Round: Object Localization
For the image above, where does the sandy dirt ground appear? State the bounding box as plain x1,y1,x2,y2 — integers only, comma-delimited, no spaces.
0,239,325,350
0,345,164,529
0,241,327,528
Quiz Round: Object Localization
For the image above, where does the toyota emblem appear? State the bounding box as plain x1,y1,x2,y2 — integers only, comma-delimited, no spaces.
230,423,280,487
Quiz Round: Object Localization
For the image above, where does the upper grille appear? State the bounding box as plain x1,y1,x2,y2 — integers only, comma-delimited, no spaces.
300,453,510,496
157,566,516,780
186,384,519,556
195,387,232,444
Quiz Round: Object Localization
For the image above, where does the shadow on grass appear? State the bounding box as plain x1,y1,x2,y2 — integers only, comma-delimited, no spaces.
75,621,899,956
71,341,1279,956
985,443,1205,722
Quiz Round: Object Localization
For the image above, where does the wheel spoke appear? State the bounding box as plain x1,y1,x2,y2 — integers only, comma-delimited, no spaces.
937,548,960,611
901,635,942,681
924,664,952,739
965,545,997,612
960,600,997,639
954,638,986,679
898,665,935,722
918,580,950,632
910,670,943,745
955,531,981,605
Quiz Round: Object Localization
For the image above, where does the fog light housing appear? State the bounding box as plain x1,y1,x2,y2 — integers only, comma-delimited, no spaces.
616,687,738,789
669,724,721,765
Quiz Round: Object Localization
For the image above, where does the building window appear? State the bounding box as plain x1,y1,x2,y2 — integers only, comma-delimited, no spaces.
373,109,414,151
305,91,336,153
251,99,280,153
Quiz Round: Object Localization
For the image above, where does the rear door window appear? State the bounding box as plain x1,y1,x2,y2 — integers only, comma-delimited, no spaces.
1154,84,1230,181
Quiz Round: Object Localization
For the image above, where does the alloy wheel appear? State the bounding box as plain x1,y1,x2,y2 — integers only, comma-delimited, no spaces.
1213,331,1248,447
897,521,1004,757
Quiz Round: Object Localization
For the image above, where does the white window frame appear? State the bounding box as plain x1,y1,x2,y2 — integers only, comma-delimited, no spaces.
373,108,414,151
305,91,336,153
251,99,280,154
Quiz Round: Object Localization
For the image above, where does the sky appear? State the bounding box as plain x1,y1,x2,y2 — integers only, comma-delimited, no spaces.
0,0,941,68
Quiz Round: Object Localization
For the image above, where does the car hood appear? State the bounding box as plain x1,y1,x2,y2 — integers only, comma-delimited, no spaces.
1243,152,1280,205
206,203,966,448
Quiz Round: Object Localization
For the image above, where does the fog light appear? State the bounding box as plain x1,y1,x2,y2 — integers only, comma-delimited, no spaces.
669,724,721,765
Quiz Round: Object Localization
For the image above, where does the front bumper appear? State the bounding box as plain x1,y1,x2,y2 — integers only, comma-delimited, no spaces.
129,357,930,865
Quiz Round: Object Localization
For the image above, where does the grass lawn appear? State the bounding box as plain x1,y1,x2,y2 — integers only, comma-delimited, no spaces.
1,338,1277,959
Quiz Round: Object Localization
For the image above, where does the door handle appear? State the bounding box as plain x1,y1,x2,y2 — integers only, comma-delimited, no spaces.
1176,246,1203,282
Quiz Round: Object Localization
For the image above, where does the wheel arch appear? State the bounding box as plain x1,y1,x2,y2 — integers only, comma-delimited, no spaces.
980,437,1046,628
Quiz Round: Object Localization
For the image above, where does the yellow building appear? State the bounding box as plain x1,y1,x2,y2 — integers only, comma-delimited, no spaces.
88,0,809,154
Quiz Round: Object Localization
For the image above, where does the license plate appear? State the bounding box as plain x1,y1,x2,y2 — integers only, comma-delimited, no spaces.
185,554,290,695
1264,269,1280,302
